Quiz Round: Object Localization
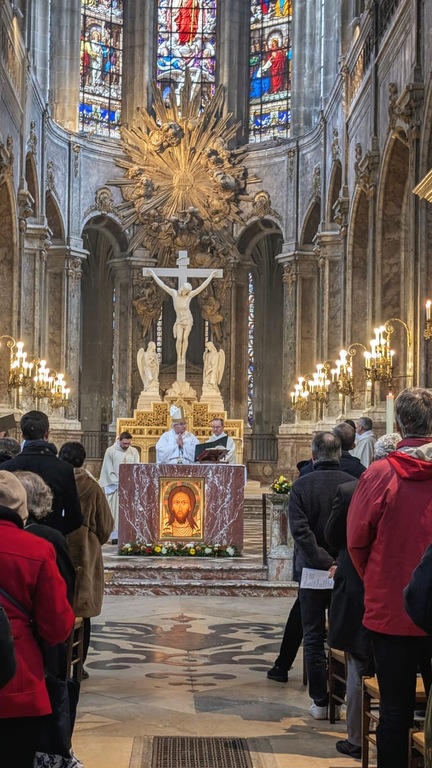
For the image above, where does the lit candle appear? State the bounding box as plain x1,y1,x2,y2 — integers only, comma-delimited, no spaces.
386,393,394,434
427,301,431,321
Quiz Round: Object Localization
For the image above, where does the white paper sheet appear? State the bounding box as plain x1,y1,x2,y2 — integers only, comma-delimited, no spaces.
300,567,334,590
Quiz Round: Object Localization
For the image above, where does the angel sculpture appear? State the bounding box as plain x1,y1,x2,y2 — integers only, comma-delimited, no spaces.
202,341,225,391
137,342,160,392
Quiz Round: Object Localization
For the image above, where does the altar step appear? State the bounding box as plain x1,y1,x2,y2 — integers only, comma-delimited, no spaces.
103,557,296,597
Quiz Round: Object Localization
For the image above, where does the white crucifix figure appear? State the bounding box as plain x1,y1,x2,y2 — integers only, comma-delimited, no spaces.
146,251,223,375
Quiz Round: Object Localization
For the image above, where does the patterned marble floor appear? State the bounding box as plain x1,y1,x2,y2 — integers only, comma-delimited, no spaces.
73,595,363,768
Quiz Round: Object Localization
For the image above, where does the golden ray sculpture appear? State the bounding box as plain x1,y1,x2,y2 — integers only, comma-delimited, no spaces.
108,72,258,259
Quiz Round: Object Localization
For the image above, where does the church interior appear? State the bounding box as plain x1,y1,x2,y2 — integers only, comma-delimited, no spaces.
1,0,432,765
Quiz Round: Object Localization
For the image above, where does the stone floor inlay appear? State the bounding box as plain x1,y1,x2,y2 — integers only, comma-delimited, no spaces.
73,596,361,768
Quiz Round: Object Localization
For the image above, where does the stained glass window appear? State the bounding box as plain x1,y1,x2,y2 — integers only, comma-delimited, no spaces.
157,0,217,107
249,0,292,143
80,0,123,137
247,272,255,427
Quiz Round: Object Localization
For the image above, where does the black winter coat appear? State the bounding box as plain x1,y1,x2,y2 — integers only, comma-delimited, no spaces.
325,479,373,659
289,461,356,573
1,441,82,535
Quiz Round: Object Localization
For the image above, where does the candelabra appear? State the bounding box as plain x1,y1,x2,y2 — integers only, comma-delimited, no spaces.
50,373,70,409
364,325,395,383
290,377,310,412
307,364,331,404
329,350,354,397
0,336,34,391
32,360,53,401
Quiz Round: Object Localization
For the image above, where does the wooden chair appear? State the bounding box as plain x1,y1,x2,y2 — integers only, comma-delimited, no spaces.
67,616,84,683
67,566,84,683
362,676,427,768
410,730,425,768
328,647,347,723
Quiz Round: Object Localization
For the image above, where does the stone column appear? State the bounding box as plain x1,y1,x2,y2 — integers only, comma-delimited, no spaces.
313,229,343,360
109,255,134,427
49,0,81,131
218,0,250,144
278,246,319,423
63,249,87,423
122,2,157,126
20,221,51,354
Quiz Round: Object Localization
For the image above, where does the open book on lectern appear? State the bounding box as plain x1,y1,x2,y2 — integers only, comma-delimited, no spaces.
194,434,228,462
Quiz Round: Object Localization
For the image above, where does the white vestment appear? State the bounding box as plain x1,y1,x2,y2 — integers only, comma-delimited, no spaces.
207,431,237,464
349,431,376,468
99,441,140,539
156,429,199,464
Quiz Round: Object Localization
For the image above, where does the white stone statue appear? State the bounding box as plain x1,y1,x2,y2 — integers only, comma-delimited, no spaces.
202,341,225,391
137,341,160,392
146,269,218,365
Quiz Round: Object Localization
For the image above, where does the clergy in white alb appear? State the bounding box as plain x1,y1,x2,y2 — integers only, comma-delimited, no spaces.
156,406,199,464
99,431,140,542
207,417,237,463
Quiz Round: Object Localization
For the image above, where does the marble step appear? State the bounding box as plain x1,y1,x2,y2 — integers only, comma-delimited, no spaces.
104,577,297,597
104,560,268,582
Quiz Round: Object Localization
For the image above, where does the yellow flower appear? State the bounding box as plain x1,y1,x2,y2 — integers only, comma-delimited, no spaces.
189,548,196,555
154,545,162,553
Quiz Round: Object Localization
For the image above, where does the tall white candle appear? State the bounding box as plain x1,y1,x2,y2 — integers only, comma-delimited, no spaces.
386,393,394,434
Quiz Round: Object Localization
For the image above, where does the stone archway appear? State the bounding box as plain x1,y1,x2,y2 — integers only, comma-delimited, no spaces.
237,219,284,434
80,216,128,432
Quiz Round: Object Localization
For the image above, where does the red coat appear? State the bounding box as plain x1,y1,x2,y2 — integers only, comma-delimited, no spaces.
347,438,432,636
0,517,75,718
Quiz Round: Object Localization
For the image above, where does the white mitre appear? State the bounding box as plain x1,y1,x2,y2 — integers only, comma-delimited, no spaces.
170,405,185,422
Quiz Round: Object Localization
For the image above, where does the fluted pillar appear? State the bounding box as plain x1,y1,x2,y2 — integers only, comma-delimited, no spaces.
64,248,87,421
50,0,81,131
122,1,157,125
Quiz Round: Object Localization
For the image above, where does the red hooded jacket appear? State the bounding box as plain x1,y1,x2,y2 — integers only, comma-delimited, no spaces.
347,437,432,635
0,515,75,718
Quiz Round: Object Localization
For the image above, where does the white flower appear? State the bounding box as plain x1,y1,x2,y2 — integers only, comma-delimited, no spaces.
161,547,167,554
226,546,235,556
186,542,195,548
204,547,212,554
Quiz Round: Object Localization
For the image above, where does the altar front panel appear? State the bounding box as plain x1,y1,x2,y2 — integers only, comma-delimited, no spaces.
118,464,244,551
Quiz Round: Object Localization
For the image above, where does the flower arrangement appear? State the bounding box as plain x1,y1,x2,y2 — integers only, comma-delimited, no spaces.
269,475,292,494
118,541,239,557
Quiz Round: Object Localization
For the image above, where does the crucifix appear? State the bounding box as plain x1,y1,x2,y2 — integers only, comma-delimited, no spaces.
146,251,223,382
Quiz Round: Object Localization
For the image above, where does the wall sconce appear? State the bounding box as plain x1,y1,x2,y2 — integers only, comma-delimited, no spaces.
290,377,310,412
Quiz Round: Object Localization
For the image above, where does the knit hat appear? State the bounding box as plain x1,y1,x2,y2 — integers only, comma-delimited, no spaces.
0,470,28,520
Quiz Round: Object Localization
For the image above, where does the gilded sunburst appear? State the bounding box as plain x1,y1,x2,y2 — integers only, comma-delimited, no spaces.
109,73,257,260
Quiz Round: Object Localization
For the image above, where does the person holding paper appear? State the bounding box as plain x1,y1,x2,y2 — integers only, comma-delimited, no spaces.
288,431,356,720
207,418,236,464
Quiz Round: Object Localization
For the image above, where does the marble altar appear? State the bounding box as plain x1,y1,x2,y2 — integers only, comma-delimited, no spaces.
118,463,245,552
